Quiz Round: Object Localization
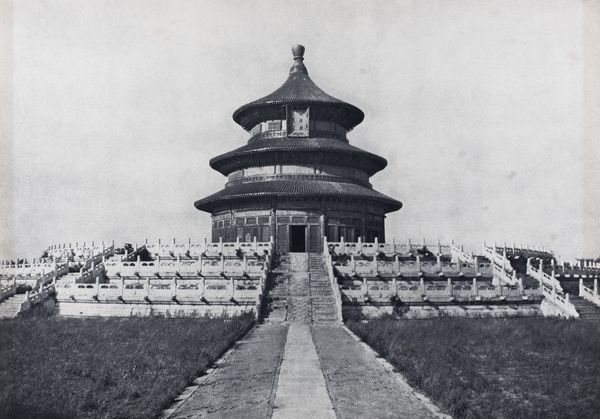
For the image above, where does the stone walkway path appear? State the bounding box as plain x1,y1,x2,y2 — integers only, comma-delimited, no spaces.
165,324,288,419
272,325,335,419
313,325,447,418
163,322,448,418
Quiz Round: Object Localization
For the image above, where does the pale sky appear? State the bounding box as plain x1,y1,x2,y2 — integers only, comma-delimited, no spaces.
1,0,599,261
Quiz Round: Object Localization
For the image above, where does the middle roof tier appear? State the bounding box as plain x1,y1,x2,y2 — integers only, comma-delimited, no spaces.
209,136,388,177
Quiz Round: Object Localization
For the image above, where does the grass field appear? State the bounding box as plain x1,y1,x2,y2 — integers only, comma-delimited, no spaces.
347,317,600,419
0,314,254,419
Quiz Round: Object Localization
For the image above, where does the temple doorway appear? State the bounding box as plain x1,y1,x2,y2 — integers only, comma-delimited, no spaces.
290,225,307,252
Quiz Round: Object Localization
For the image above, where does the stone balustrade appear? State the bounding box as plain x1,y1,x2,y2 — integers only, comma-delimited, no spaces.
527,258,563,293
327,238,454,258
79,246,114,270
450,244,474,263
0,280,16,301
575,258,600,270
1,263,68,291
333,255,491,277
580,278,600,307
483,242,553,259
1,245,111,283
540,281,578,318
521,258,578,318
143,237,273,258
104,254,269,279
0,260,66,278
55,239,273,307
45,241,115,261
16,283,55,314
491,261,520,287
76,262,106,284
483,246,515,274
558,265,600,278
337,276,536,304
55,276,263,305
324,253,343,323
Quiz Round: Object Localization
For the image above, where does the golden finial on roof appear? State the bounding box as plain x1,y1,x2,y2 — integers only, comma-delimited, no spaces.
290,44,308,74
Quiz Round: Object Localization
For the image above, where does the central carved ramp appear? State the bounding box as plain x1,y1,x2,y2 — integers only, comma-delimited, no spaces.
286,253,311,324
285,253,338,325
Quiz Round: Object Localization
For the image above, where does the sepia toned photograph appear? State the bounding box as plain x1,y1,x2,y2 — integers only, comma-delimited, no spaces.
0,1,599,418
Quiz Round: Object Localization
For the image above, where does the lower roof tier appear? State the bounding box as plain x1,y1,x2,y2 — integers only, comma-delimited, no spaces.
209,137,387,177
194,179,402,213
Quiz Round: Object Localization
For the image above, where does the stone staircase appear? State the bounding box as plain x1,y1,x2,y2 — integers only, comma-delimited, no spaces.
308,254,338,324
259,253,339,324
569,295,600,322
0,294,28,319
259,255,290,323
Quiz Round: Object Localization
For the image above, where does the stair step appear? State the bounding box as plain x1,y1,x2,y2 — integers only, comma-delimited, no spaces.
567,296,600,322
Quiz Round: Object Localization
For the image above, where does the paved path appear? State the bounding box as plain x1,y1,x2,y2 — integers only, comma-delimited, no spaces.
272,325,336,419
166,324,288,419
313,325,447,419
164,323,447,418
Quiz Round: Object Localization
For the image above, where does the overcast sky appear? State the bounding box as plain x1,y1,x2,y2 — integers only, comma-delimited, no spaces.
1,0,599,261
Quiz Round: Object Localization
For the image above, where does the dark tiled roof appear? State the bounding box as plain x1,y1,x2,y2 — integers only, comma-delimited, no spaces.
210,137,387,176
232,47,364,131
194,179,402,213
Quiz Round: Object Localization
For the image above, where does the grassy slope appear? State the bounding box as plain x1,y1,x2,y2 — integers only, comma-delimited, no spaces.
347,317,600,419
0,314,254,419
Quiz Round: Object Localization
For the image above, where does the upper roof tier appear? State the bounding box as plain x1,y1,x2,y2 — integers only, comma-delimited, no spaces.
232,45,365,132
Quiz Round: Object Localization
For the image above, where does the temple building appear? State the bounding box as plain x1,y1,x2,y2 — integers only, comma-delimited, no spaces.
194,45,402,253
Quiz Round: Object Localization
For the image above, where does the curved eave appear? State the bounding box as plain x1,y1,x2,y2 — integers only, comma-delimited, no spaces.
209,137,388,177
194,180,402,214
233,102,364,132
232,69,364,131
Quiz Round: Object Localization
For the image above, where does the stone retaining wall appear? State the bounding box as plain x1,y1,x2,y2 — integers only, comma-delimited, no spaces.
344,302,543,319
55,301,257,318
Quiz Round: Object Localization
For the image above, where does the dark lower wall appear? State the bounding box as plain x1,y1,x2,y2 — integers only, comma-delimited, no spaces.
211,201,387,253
